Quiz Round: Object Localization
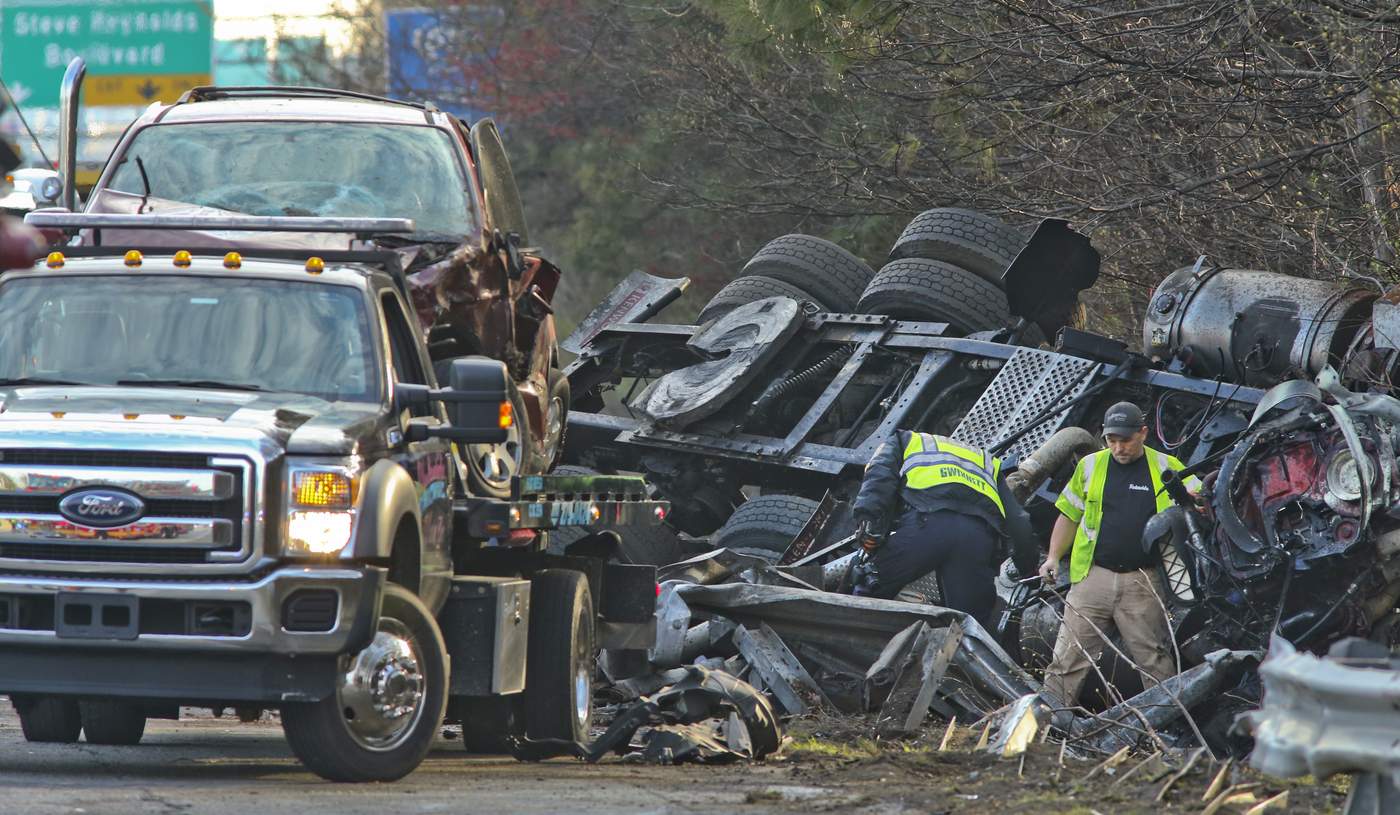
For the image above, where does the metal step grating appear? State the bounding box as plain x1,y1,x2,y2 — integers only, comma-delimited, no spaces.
952,348,1099,461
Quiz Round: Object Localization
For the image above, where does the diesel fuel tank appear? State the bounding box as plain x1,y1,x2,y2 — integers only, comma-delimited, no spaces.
1143,265,1375,387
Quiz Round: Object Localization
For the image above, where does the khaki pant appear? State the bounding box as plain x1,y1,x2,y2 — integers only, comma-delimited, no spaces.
1041,564,1176,708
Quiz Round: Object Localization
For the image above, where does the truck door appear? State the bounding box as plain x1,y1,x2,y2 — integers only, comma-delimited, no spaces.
381,289,454,610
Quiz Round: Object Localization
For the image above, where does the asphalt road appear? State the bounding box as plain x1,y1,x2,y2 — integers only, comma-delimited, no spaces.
0,701,814,815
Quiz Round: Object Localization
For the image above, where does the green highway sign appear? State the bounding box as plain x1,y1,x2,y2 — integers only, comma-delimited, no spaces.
1,0,212,107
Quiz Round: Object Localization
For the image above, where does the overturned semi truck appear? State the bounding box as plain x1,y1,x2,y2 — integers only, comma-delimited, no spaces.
562,212,1400,711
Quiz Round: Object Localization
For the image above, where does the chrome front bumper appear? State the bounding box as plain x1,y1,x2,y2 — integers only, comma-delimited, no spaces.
0,566,381,655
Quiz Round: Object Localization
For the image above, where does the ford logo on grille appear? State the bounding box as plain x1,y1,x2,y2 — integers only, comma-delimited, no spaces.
58,488,146,528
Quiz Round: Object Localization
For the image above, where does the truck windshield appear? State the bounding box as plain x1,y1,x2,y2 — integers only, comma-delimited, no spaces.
0,276,380,402
104,122,474,239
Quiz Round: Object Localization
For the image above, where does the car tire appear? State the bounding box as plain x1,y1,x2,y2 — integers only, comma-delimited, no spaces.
538,369,570,473
697,275,832,324
740,235,875,312
13,696,81,743
464,385,532,499
282,584,448,782
79,701,147,745
856,258,1011,335
711,494,819,562
524,570,595,742
888,208,1025,285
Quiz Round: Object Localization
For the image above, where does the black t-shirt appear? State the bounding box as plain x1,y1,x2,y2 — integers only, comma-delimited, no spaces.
1093,454,1158,571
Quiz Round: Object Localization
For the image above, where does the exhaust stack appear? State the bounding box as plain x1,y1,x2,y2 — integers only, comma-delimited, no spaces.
58,57,86,212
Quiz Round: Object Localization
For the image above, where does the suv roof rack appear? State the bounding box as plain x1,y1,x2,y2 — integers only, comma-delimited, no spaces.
172,86,441,123
25,212,415,239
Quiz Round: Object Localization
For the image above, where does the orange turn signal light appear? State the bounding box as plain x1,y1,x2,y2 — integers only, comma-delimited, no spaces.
498,400,514,429
292,471,354,508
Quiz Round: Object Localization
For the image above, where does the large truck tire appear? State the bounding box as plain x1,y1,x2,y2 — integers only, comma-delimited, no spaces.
856,258,1011,335
282,584,447,782
524,570,595,742
79,701,147,745
740,235,875,312
12,696,81,743
698,275,832,324
888,208,1025,285
711,494,819,561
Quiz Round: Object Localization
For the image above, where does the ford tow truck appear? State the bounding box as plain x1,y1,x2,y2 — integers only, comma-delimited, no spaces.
0,212,666,782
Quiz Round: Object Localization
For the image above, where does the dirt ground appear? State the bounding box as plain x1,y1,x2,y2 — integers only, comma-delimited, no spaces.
0,701,1347,814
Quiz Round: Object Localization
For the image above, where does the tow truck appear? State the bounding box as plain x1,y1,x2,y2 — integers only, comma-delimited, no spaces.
0,213,667,782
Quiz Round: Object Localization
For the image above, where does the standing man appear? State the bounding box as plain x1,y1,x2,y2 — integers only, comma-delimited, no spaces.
1038,402,1201,709
851,428,1035,629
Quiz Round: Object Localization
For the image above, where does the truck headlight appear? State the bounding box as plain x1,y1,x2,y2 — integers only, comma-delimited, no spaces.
286,510,354,555
284,461,360,557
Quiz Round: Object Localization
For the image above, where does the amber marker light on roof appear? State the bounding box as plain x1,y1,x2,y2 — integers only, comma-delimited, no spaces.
223,252,242,269
305,256,325,274
123,250,142,267
45,252,64,269
173,250,192,268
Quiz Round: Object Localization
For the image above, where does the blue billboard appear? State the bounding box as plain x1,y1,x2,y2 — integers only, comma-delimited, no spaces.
385,8,494,122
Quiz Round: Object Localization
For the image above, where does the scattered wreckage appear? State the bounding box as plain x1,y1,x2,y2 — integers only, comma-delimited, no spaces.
562,209,1400,768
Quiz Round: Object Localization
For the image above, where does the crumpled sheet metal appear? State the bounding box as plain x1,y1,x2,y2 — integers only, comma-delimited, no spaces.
1245,636,1400,784
671,582,1036,712
1072,648,1258,754
514,665,782,765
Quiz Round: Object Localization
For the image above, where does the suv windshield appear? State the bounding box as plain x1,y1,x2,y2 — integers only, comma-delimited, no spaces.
105,121,474,239
0,275,379,402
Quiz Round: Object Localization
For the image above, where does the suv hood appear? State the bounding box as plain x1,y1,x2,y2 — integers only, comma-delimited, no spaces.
0,386,386,456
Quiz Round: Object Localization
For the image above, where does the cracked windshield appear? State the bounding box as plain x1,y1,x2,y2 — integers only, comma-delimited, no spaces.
0,276,378,401
102,122,474,239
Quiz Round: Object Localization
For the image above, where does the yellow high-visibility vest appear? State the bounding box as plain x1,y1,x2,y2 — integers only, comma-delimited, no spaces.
900,432,1005,517
1054,446,1201,583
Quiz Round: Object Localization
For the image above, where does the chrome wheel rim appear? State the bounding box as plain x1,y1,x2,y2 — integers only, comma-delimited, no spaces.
543,395,565,464
336,618,425,751
469,418,522,490
574,662,591,732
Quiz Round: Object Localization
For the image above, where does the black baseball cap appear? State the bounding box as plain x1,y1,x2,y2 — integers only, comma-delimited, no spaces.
1103,401,1146,437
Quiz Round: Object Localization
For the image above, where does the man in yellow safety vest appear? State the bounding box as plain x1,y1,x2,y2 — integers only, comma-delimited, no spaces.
1038,401,1201,708
850,428,1035,628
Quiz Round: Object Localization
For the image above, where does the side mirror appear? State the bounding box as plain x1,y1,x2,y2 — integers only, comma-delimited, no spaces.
396,357,510,444
35,173,63,206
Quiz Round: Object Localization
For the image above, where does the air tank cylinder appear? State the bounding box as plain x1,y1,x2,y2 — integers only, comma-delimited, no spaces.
1143,266,1375,387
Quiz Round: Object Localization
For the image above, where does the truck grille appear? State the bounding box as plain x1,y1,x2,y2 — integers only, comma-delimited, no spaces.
0,450,253,566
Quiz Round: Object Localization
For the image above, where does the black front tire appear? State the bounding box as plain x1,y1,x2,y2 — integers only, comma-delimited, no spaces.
282,584,448,782
13,696,81,743
524,570,595,742
79,701,147,745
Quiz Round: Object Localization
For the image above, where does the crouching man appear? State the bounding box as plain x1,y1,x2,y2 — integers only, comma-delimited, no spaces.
1038,402,1201,709
850,428,1034,629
